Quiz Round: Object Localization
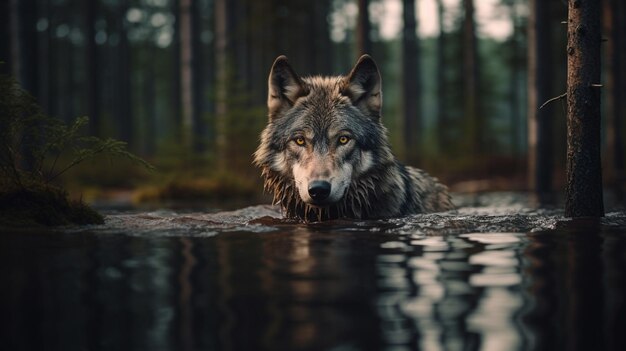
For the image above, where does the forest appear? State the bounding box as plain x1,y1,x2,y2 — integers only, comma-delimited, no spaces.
1,0,624,212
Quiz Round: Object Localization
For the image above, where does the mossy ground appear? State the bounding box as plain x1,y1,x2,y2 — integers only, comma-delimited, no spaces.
133,172,261,204
0,182,104,227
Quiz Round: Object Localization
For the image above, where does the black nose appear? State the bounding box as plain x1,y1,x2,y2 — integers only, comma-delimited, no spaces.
308,181,331,201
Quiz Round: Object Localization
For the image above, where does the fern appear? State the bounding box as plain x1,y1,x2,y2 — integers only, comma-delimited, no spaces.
0,71,154,190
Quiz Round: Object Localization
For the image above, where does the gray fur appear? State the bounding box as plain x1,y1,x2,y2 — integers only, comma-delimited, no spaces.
254,55,454,221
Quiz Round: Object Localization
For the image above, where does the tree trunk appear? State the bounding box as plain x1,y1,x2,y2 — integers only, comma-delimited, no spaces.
214,0,231,170
180,0,195,152
602,0,624,200
190,0,204,152
46,0,57,118
37,0,51,114
527,0,554,203
313,0,332,75
11,0,39,172
13,0,39,98
84,0,100,137
565,0,604,217
172,0,182,143
356,0,372,55
0,0,12,75
461,0,480,155
117,1,132,148
435,0,448,154
618,0,626,198
507,0,521,156
402,0,421,165
143,46,156,155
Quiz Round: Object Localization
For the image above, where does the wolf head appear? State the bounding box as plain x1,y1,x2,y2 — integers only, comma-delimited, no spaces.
254,55,395,220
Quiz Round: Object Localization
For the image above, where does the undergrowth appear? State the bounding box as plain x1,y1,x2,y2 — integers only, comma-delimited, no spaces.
0,69,152,227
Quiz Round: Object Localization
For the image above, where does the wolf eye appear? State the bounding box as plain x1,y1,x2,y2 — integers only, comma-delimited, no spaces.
338,136,350,145
294,137,306,146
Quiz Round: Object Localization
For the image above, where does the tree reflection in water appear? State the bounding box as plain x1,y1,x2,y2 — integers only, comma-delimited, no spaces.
1,209,625,350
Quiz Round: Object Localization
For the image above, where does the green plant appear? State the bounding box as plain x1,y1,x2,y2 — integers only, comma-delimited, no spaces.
0,72,153,189
0,68,154,227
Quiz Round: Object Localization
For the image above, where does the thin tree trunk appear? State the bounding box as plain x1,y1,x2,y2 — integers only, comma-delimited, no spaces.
565,0,604,217
462,0,480,155
435,0,447,154
527,0,554,203
507,0,521,156
144,46,156,155
180,0,195,152
117,1,132,148
12,0,39,172
37,0,51,114
402,0,421,165
0,0,11,75
356,0,372,55
14,0,39,97
618,0,626,198
84,0,100,136
172,0,182,143
9,0,20,80
44,1,57,119
313,0,332,75
214,0,230,170
190,0,204,152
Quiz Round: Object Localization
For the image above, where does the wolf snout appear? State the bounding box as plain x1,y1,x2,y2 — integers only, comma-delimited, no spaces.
308,180,331,201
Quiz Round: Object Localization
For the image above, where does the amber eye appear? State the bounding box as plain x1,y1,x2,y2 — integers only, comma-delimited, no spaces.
338,136,350,145
294,137,306,146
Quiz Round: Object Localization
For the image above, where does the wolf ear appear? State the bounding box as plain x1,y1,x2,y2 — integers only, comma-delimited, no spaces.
343,55,382,117
268,56,307,118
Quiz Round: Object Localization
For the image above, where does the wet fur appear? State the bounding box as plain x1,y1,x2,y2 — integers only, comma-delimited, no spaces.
254,56,453,221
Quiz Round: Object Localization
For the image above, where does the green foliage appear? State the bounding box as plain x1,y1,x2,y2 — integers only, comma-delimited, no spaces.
0,73,154,189
0,71,152,226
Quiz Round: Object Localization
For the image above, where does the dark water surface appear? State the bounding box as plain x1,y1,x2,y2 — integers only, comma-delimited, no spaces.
2,196,626,351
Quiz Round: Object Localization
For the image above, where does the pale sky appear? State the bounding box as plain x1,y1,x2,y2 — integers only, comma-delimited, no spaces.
332,0,516,42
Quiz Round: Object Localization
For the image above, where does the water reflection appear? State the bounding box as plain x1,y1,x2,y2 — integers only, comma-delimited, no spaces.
1,217,626,350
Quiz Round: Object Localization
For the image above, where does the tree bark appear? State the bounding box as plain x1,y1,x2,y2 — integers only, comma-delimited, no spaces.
618,0,626,198
180,0,195,152
356,0,372,55
527,0,554,203
214,0,231,170
462,0,480,155
37,0,51,114
143,46,156,155
435,0,448,154
11,0,39,172
0,0,12,75
565,0,604,217
506,0,522,156
402,0,421,165
602,0,624,200
13,0,39,98
117,1,132,148
190,0,204,152
313,0,332,75
172,0,182,143
84,0,100,137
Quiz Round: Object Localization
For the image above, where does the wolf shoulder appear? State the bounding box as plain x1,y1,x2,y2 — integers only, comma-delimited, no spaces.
402,165,455,214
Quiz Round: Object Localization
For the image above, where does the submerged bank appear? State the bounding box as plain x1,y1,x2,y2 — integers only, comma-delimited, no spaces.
0,184,103,227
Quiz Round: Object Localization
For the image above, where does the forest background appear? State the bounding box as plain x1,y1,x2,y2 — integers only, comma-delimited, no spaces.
1,0,624,208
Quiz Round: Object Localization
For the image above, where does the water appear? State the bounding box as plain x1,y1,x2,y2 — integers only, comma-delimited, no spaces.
2,195,626,351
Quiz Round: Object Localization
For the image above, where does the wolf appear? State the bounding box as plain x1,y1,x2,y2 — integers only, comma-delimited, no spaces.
253,55,454,221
